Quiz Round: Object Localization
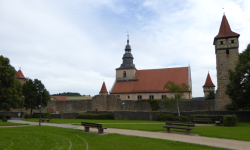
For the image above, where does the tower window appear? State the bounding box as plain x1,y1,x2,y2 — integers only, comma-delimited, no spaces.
226,49,229,54
231,40,234,43
123,71,126,78
149,95,154,99
137,95,142,100
220,41,223,45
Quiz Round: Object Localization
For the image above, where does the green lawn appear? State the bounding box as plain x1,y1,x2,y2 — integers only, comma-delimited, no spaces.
0,122,29,126
22,118,163,124
0,126,227,150
102,122,250,142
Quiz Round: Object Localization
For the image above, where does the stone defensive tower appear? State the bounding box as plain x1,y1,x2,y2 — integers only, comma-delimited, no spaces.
214,15,240,110
15,69,26,84
203,72,215,99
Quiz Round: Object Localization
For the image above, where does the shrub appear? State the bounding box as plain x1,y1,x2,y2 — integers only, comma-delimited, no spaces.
190,114,224,123
32,114,40,118
5,116,11,119
43,112,51,117
156,113,190,122
25,113,31,118
223,115,237,126
0,116,2,119
76,113,114,120
146,99,160,111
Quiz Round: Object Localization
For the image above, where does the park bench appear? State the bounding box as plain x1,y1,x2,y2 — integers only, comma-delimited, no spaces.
81,122,107,134
193,118,211,124
41,117,52,123
163,121,195,135
215,118,222,126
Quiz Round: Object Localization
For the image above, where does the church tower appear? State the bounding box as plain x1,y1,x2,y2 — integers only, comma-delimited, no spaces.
203,72,215,99
116,35,137,81
214,15,240,110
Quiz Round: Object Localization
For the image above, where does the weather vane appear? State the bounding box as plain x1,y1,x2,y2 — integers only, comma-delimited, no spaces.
222,8,225,15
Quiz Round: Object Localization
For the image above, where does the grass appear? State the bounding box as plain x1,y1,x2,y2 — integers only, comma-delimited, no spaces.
22,118,163,124
0,122,29,126
0,126,227,150
102,122,250,142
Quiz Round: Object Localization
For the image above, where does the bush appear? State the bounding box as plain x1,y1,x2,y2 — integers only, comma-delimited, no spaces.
146,99,160,111
5,116,11,119
156,113,190,122
0,116,2,119
32,114,40,118
190,114,224,123
43,112,51,117
25,113,31,118
223,115,237,126
76,113,114,120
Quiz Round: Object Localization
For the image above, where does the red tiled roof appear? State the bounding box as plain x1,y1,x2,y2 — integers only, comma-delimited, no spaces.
111,67,190,94
215,15,240,39
203,73,215,87
53,97,69,101
100,82,108,93
15,70,25,79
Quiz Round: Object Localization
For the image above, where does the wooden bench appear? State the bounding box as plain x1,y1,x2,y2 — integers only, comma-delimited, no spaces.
81,122,107,134
193,118,211,124
163,121,195,135
2,118,7,122
41,117,52,123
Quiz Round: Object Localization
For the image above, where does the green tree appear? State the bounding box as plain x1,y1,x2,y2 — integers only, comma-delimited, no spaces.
205,91,215,100
162,80,189,116
0,55,24,112
226,43,250,109
22,79,50,114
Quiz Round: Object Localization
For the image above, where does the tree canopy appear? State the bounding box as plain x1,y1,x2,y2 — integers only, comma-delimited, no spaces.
226,43,250,109
0,55,24,111
205,91,215,100
162,80,189,116
51,92,81,96
22,78,50,114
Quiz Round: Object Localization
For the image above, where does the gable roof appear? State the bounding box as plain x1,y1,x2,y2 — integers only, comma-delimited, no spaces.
214,15,240,39
15,69,25,79
53,97,69,101
110,67,190,94
100,82,108,93
203,73,215,87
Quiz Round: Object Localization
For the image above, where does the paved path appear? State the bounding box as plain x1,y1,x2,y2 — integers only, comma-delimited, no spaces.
7,119,250,150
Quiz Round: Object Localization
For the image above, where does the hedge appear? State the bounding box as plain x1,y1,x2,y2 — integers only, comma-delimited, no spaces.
223,115,237,126
190,114,224,123
76,113,114,120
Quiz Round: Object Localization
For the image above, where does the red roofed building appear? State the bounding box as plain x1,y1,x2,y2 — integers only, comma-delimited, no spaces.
53,97,69,101
99,82,108,95
203,72,215,98
15,69,26,84
110,35,192,100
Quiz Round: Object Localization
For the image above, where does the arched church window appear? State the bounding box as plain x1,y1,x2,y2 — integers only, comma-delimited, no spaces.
123,71,126,78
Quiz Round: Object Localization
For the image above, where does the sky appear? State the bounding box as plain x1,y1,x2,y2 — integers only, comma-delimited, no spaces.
1,0,250,97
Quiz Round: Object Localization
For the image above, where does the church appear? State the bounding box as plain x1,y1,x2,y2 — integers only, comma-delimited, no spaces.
109,36,192,100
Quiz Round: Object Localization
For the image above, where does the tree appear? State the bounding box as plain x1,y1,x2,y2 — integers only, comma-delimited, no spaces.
226,43,250,109
22,78,50,114
0,55,24,112
205,91,215,100
162,80,189,116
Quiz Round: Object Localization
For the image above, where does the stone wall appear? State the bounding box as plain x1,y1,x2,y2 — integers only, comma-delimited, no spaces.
47,100,92,113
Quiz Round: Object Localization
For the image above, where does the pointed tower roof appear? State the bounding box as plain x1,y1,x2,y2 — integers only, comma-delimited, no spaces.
203,73,215,87
99,82,108,93
214,15,240,41
15,69,25,79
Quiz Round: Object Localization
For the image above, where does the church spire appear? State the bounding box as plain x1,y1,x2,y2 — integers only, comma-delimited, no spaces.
203,72,215,87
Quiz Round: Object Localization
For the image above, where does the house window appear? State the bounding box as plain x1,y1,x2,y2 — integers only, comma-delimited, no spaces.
127,95,130,99
149,95,154,99
220,41,223,45
226,49,229,54
161,95,166,99
231,40,234,43
137,95,142,100
123,71,126,78
117,95,120,98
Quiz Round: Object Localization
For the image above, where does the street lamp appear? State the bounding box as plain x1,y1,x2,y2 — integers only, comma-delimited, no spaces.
39,88,43,126
122,102,125,111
